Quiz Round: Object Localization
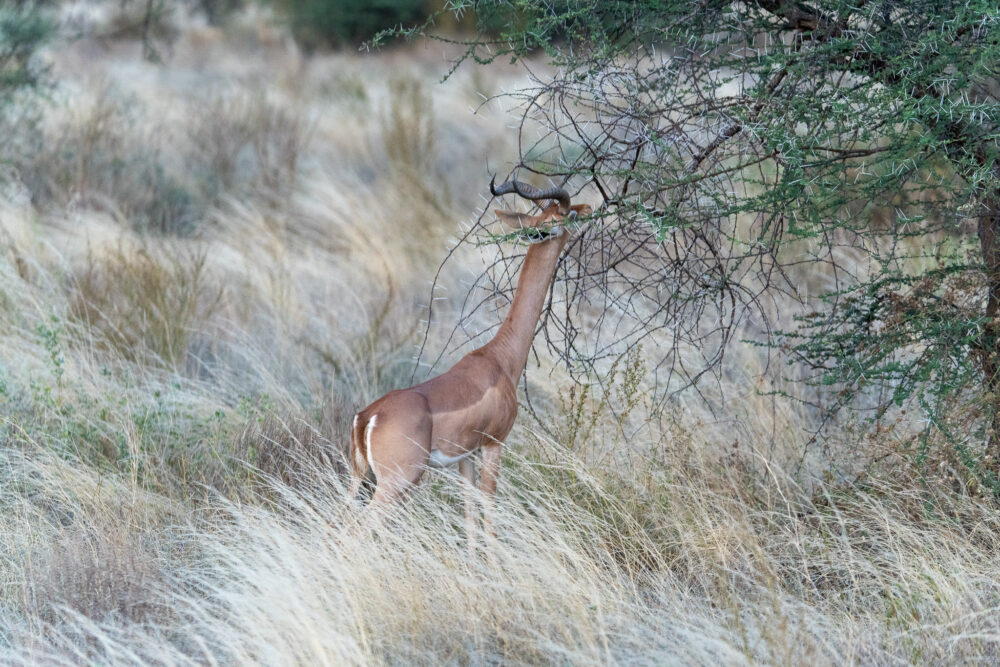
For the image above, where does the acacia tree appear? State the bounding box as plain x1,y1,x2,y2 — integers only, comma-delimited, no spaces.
388,1,1000,477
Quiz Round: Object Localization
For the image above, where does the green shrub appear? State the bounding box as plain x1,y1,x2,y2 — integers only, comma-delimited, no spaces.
0,1,51,99
274,0,428,50
0,2,51,174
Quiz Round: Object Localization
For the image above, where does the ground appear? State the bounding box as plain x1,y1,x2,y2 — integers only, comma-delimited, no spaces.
0,4,998,664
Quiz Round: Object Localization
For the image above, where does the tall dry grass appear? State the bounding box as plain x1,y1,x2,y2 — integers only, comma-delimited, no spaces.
0,4,997,664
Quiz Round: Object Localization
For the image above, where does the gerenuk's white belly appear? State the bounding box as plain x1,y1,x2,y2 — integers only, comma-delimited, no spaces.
428,448,476,468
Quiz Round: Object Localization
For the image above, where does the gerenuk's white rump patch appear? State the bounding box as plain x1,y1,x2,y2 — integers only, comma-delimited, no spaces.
365,415,378,471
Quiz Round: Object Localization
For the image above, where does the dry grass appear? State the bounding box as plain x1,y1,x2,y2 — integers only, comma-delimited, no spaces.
69,242,224,366
185,87,308,201
4,437,999,664
0,4,997,664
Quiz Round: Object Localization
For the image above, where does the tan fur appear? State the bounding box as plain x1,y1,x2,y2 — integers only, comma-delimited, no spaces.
350,200,593,506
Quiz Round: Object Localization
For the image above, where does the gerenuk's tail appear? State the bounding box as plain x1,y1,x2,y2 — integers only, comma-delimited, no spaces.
348,411,373,501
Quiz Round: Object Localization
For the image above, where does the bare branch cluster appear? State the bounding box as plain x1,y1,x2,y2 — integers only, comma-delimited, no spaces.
413,1,1000,465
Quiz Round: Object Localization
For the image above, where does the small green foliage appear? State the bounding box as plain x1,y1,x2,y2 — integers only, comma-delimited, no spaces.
488,224,563,245
36,316,64,387
530,346,647,454
484,209,594,245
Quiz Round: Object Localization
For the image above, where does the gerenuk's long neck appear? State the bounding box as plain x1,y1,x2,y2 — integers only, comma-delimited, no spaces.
483,233,570,383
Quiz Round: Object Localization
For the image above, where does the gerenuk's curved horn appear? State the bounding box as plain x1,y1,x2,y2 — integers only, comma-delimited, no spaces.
490,175,570,214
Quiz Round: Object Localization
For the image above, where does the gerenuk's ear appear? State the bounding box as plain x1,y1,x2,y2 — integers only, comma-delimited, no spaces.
494,209,539,231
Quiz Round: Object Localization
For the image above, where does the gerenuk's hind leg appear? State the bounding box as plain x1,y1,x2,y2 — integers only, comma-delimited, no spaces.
459,456,478,548
367,393,433,504
480,443,502,537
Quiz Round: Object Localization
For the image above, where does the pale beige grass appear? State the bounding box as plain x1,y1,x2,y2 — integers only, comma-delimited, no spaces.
0,6,996,665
